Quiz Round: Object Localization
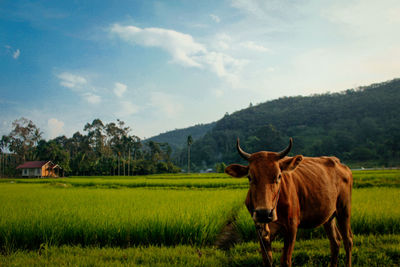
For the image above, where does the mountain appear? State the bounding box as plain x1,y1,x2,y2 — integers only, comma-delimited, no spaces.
147,122,216,150
174,78,400,170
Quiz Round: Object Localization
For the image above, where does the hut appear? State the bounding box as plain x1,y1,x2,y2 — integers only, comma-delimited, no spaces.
16,161,62,178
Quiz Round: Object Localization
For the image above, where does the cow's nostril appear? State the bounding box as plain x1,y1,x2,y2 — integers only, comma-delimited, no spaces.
268,210,274,219
255,209,273,223
255,209,268,217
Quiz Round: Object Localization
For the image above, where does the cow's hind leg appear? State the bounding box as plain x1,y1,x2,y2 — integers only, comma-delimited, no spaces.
337,206,353,267
323,216,342,267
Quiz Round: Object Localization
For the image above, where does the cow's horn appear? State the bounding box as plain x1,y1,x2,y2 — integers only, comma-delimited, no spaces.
277,138,293,159
237,138,251,160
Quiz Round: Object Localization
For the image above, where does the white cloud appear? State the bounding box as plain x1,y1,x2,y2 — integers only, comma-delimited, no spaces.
0,119,12,139
111,24,206,68
230,0,304,22
113,82,127,97
57,72,87,89
116,101,139,117
241,41,270,52
252,43,400,98
47,118,64,139
214,33,232,50
210,14,221,23
84,93,101,104
230,0,283,19
57,72,103,104
150,92,183,118
13,49,20,59
214,89,224,98
110,24,246,85
4,45,21,60
199,51,247,87
325,0,400,32
323,0,400,52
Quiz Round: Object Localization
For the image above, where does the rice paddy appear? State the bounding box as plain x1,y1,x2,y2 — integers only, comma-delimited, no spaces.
235,187,400,241
0,184,245,249
1,169,399,189
0,169,399,266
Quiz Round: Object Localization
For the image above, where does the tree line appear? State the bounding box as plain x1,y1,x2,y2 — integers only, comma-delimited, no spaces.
0,118,180,177
2,79,399,176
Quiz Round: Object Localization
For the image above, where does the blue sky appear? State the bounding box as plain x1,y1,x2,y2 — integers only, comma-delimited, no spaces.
1,0,400,140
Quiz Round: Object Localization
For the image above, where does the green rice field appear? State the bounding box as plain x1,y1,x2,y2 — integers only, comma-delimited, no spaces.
1,169,400,266
0,184,245,249
1,169,399,189
235,187,400,241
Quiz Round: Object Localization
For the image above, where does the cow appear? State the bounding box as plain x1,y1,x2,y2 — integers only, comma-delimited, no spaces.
225,138,353,267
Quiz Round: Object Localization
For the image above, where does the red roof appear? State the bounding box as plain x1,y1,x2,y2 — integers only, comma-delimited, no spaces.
16,161,50,169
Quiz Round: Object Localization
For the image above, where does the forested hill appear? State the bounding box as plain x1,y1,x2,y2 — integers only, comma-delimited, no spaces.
176,79,400,170
148,122,216,150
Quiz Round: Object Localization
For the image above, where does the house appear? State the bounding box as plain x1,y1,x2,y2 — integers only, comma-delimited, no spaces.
16,161,62,178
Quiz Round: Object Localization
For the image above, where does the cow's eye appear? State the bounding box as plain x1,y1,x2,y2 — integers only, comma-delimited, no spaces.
276,174,282,183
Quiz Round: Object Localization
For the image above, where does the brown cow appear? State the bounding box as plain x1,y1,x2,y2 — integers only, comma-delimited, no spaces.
225,138,353,267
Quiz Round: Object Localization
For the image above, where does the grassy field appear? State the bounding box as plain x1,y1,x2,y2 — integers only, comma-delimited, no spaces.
0,169,399,266
0,184,245,249
352,169,400,188
1,235,399,266
235,187,400,241
1,169,399,189
0,174,248,189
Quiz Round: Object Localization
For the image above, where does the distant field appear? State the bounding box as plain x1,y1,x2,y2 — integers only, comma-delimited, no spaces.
0,170,399,266
1,169,400,189
351,169,400,187
0,173,248,189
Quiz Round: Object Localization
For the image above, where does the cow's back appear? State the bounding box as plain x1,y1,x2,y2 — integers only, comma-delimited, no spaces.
287,156,352,228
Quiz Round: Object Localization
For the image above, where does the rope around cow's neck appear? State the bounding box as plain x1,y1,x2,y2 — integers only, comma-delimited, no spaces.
256,224,272,266
254,185,281,266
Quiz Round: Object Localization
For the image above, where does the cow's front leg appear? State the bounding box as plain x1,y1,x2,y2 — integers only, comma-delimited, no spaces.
258,223,281,267
280,226,297,267
257,224,272,267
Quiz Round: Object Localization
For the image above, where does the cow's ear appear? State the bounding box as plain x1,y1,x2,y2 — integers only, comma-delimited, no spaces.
225,164,249,178
279,155,303,172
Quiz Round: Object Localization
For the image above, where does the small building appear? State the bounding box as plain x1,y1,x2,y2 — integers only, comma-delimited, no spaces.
16,161,62,178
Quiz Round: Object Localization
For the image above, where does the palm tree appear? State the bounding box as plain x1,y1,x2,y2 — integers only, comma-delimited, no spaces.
187,135,193,173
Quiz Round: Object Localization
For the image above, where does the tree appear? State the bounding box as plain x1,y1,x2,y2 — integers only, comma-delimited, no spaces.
215,162,226,173
6,118,42,162
148,141,162,163
2,117,183,176
0,135,10,153
84,119,106,156
36,140,71,174
0,135,11,177
187,135,193,173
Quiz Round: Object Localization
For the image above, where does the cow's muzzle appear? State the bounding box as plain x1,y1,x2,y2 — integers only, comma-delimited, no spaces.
253,209,275,223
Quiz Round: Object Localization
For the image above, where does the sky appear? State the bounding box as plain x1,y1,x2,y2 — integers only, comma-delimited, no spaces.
1,0,400,140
